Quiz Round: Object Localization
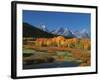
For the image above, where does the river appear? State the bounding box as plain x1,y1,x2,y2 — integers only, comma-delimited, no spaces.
23,61,80,69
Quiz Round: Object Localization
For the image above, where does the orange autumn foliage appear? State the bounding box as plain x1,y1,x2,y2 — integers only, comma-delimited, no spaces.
35,36,90,50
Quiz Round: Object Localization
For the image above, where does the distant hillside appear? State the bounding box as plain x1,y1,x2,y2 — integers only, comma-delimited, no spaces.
23,23,55,38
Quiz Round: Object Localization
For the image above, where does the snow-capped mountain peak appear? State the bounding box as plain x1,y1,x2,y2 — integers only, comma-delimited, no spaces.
73,29,90,38
52,27,64,35
37,24,49,32
41,25,47,31
52,27,75,37
63,28,75,37
41,25,45,28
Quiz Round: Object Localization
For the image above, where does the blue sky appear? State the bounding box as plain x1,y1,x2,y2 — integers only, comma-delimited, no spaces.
23,10,91,32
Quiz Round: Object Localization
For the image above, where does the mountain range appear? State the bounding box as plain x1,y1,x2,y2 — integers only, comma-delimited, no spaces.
38,24,90,38
23,22,90,38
